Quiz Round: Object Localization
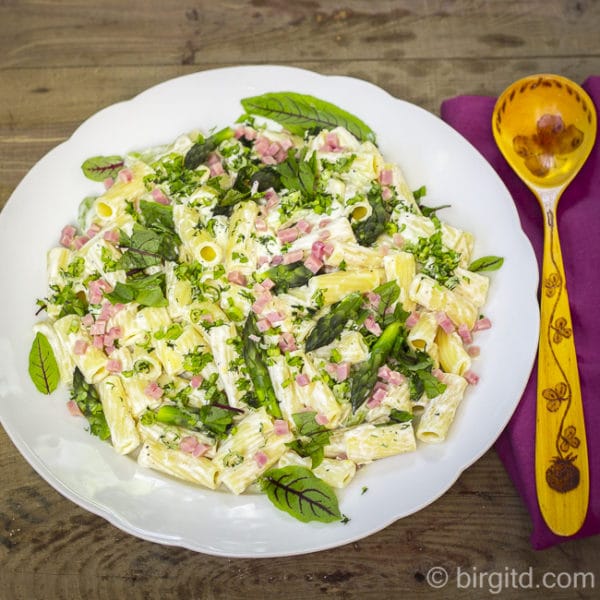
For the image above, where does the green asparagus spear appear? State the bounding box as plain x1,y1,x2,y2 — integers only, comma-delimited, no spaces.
151,404,235,438
71,368,110,440
304,292,363,352
184,127,234,170
260,261,316,293
350,320,403,412
242,313,282,418
352,193,389,246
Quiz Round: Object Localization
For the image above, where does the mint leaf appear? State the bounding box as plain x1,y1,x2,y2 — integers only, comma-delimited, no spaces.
241,92,376,143
469,255,504,272
81,155,124,182
28,332,60,394
260,466,342,523
71,368,110,440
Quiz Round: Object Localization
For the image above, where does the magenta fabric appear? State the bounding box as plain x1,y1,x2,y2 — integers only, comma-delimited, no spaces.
441,77,600,549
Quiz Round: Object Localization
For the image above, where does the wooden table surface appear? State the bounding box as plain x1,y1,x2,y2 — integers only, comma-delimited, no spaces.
1,1,599,598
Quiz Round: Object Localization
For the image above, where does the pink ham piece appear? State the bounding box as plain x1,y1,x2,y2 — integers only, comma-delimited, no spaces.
227,270,247,286
295,373,310,387
467,345,481,357
464,370,480,385
104,345,116,355
66,400,83,417
92,335,104,349
255,217,268,232
388,370,405,386
382,187,393,201
432,368,445,381
260,278,275,290
364,315,382,336
406,311,420,329
264,189,280,210
457,323,473,344
315,413,329,425
320,132,343,153
103,177,114,190
190,375,204,388
366,292,381,309
81,313,94,327
278,332,297,352
257,255,269,267
103,229,120,243
435,311,455,334
73,340,88,356
90,320,107,335
318,218,332,229
283,249,304,265
59,225,77,247
151,187,170,205
304,254,323,274
251,291,272,314
473,317,492,332
265,311,284,326
256,318,271,333
277,226,299,244
117,168,133,183
86,223,101,238
317,229,331,241
254,451,269,467
273,419,289,436
106,359,122,373
311,241,326,261
144,381,164,399
209,161,224,177
378,365,392,381
367,387,387,408
269,254,283,266
392,233,405,247
73,235,90,250
335,362,350,382
379,169,393,185
88,279,112,304
296,219,313,234
180,436,210,458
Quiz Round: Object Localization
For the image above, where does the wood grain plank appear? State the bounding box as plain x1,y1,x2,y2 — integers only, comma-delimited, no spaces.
0,0,598,70
1,426,599,599
2,56,599,207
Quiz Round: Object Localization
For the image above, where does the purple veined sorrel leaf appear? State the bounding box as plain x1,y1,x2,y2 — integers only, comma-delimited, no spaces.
81,155,124,182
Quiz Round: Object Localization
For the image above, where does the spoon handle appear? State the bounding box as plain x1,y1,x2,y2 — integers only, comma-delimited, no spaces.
536,199,589,536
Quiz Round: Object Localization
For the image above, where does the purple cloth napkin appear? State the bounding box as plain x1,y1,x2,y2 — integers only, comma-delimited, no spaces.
441,77,600,549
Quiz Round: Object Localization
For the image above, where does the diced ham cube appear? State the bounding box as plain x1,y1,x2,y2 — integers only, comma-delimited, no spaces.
295,373,310,387
106,359,122,373
379,169,393,185
283,249,304,265
435,311,455,334
66,400,83,417
144,381,164,399
190,375,204,388
227,270,248,286
254,451,269,467
273,419,289,435
457,323,473,344
304,254,323,274
464,370,480,385
73,340,88,355
405,311,420,328
151,187,170,205
364,315,382,336
473,317,492,331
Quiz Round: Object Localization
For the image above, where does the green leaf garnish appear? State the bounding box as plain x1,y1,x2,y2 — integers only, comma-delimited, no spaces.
260,466,342,523
286,412,332,468
28,332,60,395
105,272,168,307
241,92,376,143
71,368,110,439
81,155,124,182
468,255,504,272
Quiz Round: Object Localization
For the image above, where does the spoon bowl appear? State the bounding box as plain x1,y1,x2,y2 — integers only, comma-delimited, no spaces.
493,74,596,537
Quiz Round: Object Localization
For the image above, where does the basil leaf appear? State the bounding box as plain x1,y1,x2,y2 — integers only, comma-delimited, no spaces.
241,92,376,143
276,150,317,198
139,199,176,233
260,466,342,523
388,409,413,423
469,255,504,272
287,412,332,468
81,155,124,182
71,368,110,440
417,370,447,399
105,273,168,307
28,332,60,395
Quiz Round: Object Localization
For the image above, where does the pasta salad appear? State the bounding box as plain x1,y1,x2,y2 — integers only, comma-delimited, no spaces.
29,93,501,523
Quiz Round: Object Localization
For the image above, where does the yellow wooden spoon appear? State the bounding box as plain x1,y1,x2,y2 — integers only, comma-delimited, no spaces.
492,74,596,536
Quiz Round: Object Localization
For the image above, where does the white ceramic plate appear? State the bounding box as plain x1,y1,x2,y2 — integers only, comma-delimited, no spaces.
0,66,539,557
